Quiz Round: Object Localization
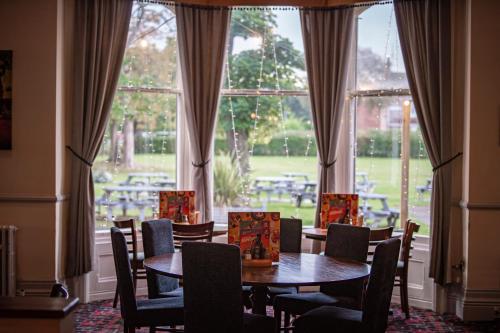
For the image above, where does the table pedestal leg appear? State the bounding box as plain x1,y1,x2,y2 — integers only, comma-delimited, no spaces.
250,286,268,315
311,239,322,254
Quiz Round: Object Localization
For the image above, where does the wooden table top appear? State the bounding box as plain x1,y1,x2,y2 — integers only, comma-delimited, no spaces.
0,297,79,318
303,227,402,245
144,252,370,287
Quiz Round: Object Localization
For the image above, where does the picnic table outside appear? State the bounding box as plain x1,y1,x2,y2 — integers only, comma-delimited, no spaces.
355,172,376,193
358,192,400,227
97,184,173,221
292,181,317,207
253,176,297,202
119,172,175,187
282,172,309,182
416,178,432,200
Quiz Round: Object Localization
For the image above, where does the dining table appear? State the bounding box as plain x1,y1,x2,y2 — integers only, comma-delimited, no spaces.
144,252,371,315
303,227,404,255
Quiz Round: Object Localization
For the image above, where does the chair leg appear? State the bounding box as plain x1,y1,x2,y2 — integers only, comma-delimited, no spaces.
124,325,135,333
132,265,138,293
274,308,281,333
284,312,291,333
400,275,410,318
149,327,156,333
113,284,119,308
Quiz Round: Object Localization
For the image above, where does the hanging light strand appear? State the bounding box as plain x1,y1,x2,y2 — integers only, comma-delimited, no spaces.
225,52,250,205
271,27,289,158
248,31,267,160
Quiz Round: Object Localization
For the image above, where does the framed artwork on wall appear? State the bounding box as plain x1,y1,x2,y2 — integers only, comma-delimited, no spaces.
0,50,12,150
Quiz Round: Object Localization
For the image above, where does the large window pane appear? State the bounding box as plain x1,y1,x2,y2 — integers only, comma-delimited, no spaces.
357,5,408,90
93,3,178,229
354,4,432,234
355,96,404,227
214,9,316,226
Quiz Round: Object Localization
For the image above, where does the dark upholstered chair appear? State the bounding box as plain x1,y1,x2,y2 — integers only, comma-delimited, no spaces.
268,218,303,298
394,220,420,318
110,227,183,333
293,237,402,333
182,242,274,333
243,218,303,309
141,219,183,299
274,223,370,331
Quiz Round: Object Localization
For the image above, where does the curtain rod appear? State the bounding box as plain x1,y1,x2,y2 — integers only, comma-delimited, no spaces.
136,0,393,10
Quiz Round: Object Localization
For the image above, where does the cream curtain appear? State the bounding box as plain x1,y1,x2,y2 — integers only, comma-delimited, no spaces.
300,7,355,227
394,0,455,285
176,5,231,223
66,0,132,278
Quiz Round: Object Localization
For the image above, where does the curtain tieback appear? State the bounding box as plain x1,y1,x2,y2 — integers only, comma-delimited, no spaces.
432,152,463,172
66,145,93,167
319,158,337,169
192,159,210,168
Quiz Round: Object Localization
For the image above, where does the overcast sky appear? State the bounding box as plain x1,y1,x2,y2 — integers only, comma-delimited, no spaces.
233,4,405,72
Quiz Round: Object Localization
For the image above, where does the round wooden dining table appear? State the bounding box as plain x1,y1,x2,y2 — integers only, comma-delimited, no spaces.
144,252,370,315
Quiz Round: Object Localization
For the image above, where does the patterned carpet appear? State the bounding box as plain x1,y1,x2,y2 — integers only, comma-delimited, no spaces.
74,299,500,332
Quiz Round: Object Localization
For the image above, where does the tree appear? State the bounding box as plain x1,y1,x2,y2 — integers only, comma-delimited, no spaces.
218,10,305,175
107,3,177,168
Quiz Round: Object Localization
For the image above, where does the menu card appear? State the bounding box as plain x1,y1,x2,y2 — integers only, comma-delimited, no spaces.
228,212,280,265
320,193,359,229
159,191,196,224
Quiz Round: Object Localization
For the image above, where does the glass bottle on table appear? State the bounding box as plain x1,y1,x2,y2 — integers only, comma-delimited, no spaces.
343,207,351,224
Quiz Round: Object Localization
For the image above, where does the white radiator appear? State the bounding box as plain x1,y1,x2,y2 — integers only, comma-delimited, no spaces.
0,225,17,297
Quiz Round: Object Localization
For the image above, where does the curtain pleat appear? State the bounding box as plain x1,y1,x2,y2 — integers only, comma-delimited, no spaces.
300,7,355,227
66,0,133,278
394,0,453,285
176,5,231,223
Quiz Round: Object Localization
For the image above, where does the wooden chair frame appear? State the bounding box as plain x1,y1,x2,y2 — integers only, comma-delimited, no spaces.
172,221,214,247
112,218,147,308
394,219,420,318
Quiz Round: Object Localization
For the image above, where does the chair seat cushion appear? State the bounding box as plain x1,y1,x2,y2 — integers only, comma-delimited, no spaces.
274,292,357,315
133,297,184,327
243,312,274,333
268,286,297,297
159,287,184,298
293,305,363,333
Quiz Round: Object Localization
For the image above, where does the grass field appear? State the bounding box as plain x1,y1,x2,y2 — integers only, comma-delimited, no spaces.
93,154,431,234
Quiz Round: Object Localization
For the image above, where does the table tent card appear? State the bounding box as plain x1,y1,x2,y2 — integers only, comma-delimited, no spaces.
320,193,359,229
159,191,196,224
228,212,280,266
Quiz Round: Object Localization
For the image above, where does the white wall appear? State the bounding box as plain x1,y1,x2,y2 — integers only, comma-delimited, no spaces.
0,0,70,294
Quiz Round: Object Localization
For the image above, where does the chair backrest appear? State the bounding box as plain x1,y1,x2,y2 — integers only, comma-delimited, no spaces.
362,238,401,333
400,220,420,265
324,223,370,262
172,221,214,243
112,219,139,263
369,227,394,242
141,219,179,298
182,242,243,333
110,227,137,318
280,218,302,253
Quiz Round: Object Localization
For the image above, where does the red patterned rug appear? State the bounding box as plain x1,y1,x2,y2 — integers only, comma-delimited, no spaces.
74,299,499,332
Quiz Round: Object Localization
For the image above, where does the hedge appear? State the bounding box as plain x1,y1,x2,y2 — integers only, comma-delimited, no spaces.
135,135,176,154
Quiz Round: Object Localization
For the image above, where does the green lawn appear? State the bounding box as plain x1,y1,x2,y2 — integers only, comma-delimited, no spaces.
93,154,431,235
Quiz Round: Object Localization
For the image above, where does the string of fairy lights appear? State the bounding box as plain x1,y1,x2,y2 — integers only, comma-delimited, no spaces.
97,2,433,227
224,10,310,207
